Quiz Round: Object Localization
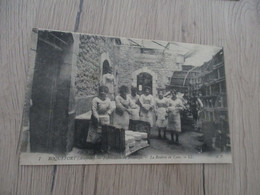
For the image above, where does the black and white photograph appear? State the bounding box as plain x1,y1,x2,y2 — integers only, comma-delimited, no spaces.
20,29,232,165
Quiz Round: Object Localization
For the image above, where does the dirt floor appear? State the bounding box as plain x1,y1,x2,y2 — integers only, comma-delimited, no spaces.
69,128,204,160
131,128,204,157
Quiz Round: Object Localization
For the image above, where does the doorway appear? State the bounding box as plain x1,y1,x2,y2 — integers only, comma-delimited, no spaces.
132,67,157,96
137,72,153,95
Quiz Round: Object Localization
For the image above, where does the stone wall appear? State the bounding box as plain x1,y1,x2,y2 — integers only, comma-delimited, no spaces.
75,35,116,114
76,35,106,97
75,35,180,113
116,46,178,92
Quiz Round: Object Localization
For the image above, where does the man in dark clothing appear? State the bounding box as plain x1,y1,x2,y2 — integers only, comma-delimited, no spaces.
189,92,203,130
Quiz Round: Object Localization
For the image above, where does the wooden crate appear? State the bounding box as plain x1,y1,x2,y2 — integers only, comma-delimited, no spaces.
101,125,125,153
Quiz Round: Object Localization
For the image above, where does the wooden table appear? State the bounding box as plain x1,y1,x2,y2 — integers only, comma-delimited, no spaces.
0,0,259,194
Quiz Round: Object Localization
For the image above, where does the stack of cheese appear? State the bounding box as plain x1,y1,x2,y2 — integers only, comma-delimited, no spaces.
125,130,148,155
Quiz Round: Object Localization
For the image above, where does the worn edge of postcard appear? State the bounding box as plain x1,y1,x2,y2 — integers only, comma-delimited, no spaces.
19,28,232,165
20,153,232,165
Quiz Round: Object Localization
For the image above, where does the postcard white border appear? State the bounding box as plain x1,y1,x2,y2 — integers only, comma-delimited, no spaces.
20,152,232,165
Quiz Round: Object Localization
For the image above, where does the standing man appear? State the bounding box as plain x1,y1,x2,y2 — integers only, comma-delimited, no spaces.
189,92,203,131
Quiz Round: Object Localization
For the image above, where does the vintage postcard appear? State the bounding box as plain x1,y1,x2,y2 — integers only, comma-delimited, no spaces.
20,29,232,165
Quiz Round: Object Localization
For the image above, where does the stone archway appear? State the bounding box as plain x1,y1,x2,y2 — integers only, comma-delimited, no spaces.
100,52,111,80
132,67,157,96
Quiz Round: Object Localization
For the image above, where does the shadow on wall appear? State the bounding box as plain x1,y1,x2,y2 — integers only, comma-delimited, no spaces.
29,30,74,153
